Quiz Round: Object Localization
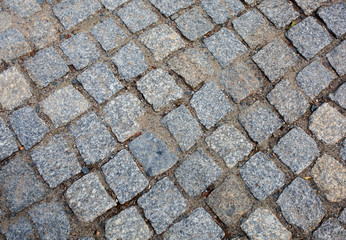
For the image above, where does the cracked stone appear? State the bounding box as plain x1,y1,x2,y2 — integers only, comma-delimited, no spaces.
201,0,244,24
327,40,346,76
312,218,346,240
318,2,346,38
4,0,41,18
294,0,327,15
148,0,194,17
0,28,31,61
0,118,17,161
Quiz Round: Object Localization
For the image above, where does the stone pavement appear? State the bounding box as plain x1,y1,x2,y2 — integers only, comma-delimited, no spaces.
0,0,345,239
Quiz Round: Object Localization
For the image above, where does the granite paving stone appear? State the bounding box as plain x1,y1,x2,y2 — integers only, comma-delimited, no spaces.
318,2,346,38
204,28,247,67
139,24,185,61
138,177,187,234
327,40,346,76
239,101,282,143
161,105,203,151
91,18,129,51
65,172,116,222
25,47,69,88
0,156,47,213
0,28,31,62
164,207,225,239
0,118,18,161
29,201,70,240
190,82,233,129
277,178,325,232
244,0,256,5
240,152,285,201
252,39,298,82
341,139,346,162
312,154,346,202
105,206,152,240
286,17,332,60
10,106,48,150
77,62,123,104
117,0,158,33
60,33,100,70
101,0,129,11
2,217,34,240
0,11,12,33
70,112,116,165
40,85,90,127
205,124,253,169
112,41,148,80
294,0,327,15
309,103,346,145
129,133,178,176
102,149,149,204
241,208,292,240
312,218,346,240
175,149,222,197
104,93,145,142
53,0,101,30
331,83,346,109
4,0,41,18
30,134,82,188
201,0,245,24
148,0,194,17
339,209,346,224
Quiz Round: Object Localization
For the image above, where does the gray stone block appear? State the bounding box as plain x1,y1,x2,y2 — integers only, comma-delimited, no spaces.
318,2,346,37
0,28,31,61
327,41,346,76
4,0,41,18
312,218,346,240
201,0,244,24
341,139,346,162
100,0,129,11
2,217,34,240
295,0,327,15
331,83,346,109
0,118,17,161
0,11,12,33
149,0,193,17
339,209,346,224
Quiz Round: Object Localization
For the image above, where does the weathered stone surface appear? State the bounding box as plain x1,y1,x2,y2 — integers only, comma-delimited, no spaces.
312,154,346,202
206,175,256,226
0,156,47,213
149,0,193,17
0,11,12,33
331,83,346,109
129,133,178,176
140,25,185,61
0,118,17,161
138,177,187,234
294,0,327,15
318,2,346,38
327,41,346,76
339,209,346,224
312,218,346,240
274,127,319,174
77,62,123,104
0,66,32,110
40,85,90,127
2,217,34,240
101,0,129,11
241,208,292,240
341,139,346,162
190,82,233,129
277,178,325,232
137,69,183,111
105,206,152,240
0,28,31,61
102,150,148,204
65,172,116,222
201,0,244,24
161,105,203,151
309,103,346,145
4,0,41,18
10,106,48,150
164,207,225,239
206,124,253,169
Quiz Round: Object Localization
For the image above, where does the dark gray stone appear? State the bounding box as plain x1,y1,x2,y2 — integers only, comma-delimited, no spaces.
2,217,34,240
100,0,129,11
331,83,346,109
318,2,346,37
201,0,244,24
0,118,17,161
149,0,193,17
327,41,346,76
0,28,31,61
312,218,346,240
4,0,41,18
295,0,327,15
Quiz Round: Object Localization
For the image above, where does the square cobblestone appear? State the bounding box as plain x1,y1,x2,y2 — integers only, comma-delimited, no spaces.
0,156,47,213
25,47,69,88
277,178,325,232
40,85,90,127
204,28,247,68
65,172,116,222
327,41,346,76
240,152,285,200
312,154,346,202
70,112,116,165
168,47,216,89
140,24,185,61
53,0,101,30
138,177,187,234
239,101,282,144
296,61,336,99
274,127,319,174
91,18,129,51
241,208,292,240
190,82,233,129
294,0,327,15
105,206,152,240
10,107,48,151
313,218,346,240
164,207,225,239
149,0,193,17
31,134,82,188
137,69,183,111
0,118,17,161
232,9,275,49
101,0,129,11
175,149,222,197
0,66,32,110
206,124,253,169
129,133,178,176
309,103,346,145
112,41,148,80
104,93,145,142
161,105,203,152
286,17,332,60
102,149,149,204
77,62,123,104
217,59,262,103
0,28,31,62
318,2,346,38
258,0,299,28
206,175,256,226
201,0,244,24
252,39,298,82
60,33,100,70
4,0,41,18
1,217,34,240
331,83,346,109
117,0,158,33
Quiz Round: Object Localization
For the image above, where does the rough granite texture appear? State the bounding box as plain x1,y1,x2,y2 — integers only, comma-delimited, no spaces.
294,0,327,15
0,118,17,161
339,209,346,224
4,0,41,18
331,83,346,109
148,0,194,17
318,2,346,38
2,217,34,240
0,28,31,61
101,0,129,11
327,40,346,76
312,218,346,240
201,0,244,24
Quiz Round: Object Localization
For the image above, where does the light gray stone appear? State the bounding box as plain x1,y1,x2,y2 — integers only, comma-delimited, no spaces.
327,41,346,76
2,217,34,240
201,0,244,24
331,83,346,109
101,0,129,11
341,139,346,162
318,2,346,37
295,0,327,15
4,0,41,18
149,0,194,17
0,118,17,161
339,209,346,224
0,11,12,33
0,28,31,61
312,218,346,240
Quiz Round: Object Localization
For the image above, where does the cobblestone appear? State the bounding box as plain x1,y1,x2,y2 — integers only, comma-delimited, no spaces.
339,209,346,224
4,0,41,18
312,218,346,240
294,0,327,15
201,0,244,24
148,0,193,17
0,28,31,61
0,11,12,33
1,217,34,240
318,2,346,38
100,0,129,11
327,40,346,76
331,83,346,109
0,118,17,161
